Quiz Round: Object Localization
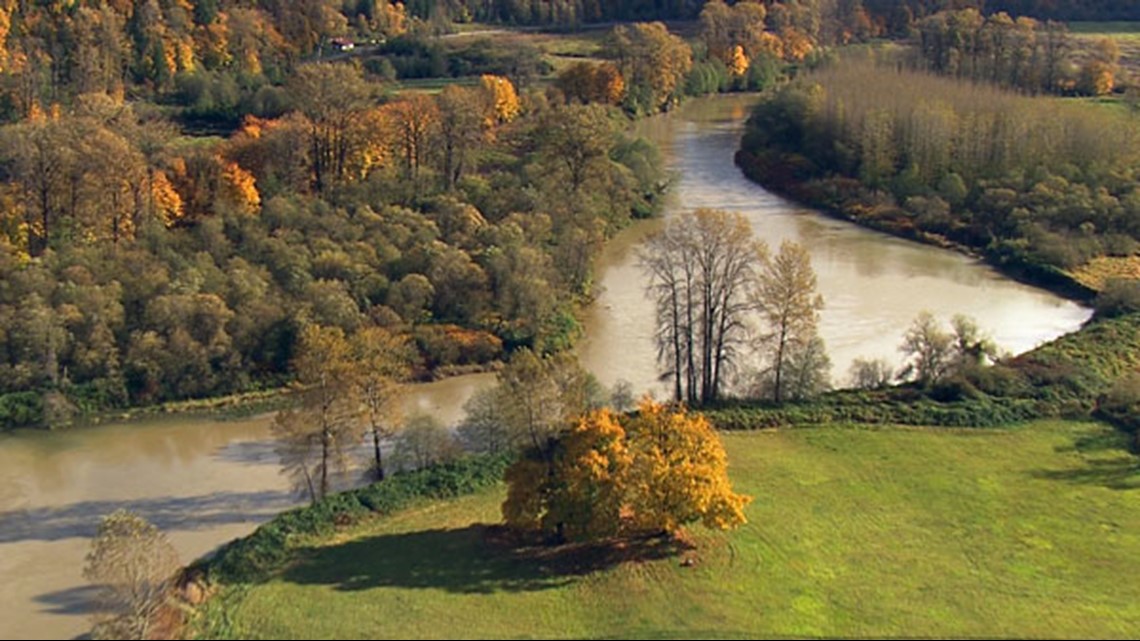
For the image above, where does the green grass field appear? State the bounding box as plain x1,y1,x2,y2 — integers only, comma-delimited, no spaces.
199,421,1140,639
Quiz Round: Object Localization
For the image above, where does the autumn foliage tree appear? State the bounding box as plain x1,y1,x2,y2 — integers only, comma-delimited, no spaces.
503,399,751,543
604,22,692,114
752,241,828,403
272,324,363,503
556,61,625,105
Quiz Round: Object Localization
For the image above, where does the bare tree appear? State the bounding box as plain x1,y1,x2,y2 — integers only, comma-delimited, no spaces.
641,209,766,405
288,63,374,193
393,414,459,471
849,357,894,390
83,510,180,640
900,312,998,387
456,386,515,455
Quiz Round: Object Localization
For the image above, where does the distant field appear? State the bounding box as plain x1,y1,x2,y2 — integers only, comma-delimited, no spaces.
199,421,1140,639
1068,22,1140,34
1069,255,1140,291
391,76,480,94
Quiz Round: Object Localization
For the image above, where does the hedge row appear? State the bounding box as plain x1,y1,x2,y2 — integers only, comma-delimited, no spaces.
704,395,1054,431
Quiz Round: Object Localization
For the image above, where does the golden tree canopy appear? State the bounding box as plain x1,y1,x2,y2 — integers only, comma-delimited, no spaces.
480,74,521,125
502,400,750,543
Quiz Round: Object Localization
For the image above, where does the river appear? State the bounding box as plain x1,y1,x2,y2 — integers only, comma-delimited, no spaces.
0,94,1090,640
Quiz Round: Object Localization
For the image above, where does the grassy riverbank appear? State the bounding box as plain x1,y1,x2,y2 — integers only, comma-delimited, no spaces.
191,420,1140,639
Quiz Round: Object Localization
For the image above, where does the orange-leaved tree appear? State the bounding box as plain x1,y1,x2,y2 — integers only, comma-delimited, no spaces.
502,399,750,543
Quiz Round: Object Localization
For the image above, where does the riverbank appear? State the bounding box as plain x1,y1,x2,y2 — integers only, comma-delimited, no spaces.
732,149,1101,305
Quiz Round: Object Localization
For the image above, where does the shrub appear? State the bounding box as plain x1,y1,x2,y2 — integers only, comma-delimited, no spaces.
0,392,43,429
1095,279,1140,319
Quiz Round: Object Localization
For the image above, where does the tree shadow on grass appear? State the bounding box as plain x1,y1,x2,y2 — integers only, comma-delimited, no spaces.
281,524,694,595
1052,430,1131,456
1032,457,1140,490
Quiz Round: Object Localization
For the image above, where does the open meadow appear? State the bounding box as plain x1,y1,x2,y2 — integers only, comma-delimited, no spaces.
197,421,1140,639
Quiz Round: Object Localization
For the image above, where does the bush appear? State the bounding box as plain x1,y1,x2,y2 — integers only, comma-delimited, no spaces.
1096,372,1140,433
1094,279,1140,318
0,392,43,429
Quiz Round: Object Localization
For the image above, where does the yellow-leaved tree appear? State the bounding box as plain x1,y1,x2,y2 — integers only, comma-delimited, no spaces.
480,74,521,125
502,399,750,542
624,400,750,534
728,44,750,77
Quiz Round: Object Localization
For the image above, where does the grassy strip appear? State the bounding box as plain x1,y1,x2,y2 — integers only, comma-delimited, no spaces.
705,394,1048,431
707,313,1140,433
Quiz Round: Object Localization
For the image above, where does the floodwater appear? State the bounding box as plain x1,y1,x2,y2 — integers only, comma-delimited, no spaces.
0,94,1089,639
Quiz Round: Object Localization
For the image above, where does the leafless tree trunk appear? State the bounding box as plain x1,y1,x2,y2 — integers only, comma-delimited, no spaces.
641,209,766,405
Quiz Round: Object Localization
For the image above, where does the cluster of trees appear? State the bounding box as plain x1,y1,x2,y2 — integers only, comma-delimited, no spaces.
641,208,829,406
274,321,616,502
0,64,665,429
911,9,1121,96
0,0,417,119
737,59,1140,279
850,311,998,391
502,400,750,542
552,17,792,117
272,324,411,502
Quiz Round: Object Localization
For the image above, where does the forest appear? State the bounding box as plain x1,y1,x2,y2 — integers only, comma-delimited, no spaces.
0,0,825,430
0,68,673,429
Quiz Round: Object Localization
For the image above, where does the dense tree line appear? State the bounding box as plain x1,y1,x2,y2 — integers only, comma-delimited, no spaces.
0,1,418,119
0,66,665,429
737,58,1140,293
863,0,1140,23
909,8,1121,96
406,0,707,26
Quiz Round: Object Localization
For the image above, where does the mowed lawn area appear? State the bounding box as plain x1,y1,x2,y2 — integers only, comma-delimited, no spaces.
203,421,1140,639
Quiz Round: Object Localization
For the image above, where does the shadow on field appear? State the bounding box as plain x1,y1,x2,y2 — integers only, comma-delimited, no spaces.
1032,458,1140,490
282,524,692,594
